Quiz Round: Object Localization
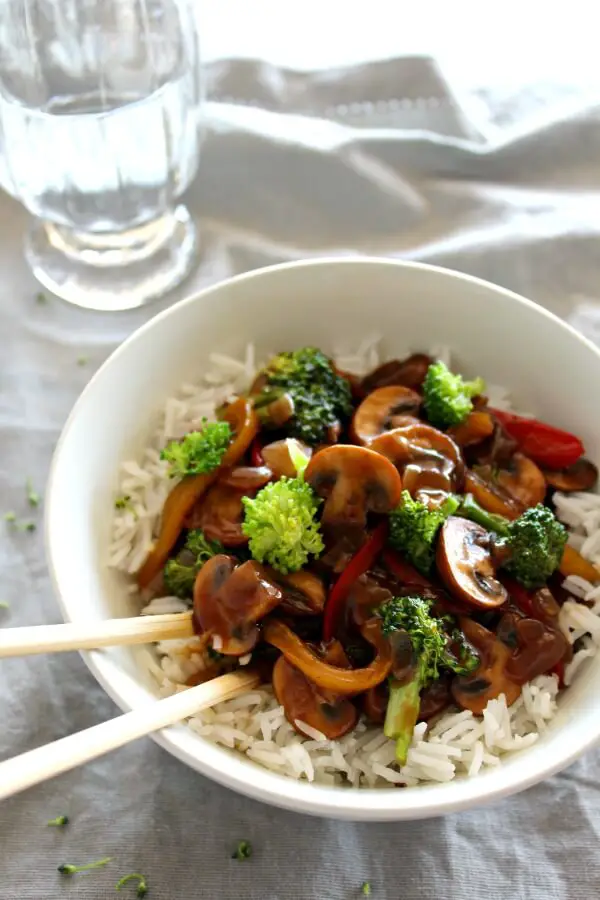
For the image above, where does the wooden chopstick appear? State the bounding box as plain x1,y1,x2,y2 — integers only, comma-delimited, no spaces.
0,668,260,801
0,612,195,658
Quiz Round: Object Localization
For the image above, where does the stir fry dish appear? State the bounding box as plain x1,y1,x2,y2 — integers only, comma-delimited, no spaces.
137,347,598,765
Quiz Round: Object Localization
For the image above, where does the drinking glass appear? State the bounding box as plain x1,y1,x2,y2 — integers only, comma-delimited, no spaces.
0,0,203,310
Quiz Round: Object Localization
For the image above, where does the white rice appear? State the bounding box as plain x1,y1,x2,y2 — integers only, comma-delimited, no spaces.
108,342,600,788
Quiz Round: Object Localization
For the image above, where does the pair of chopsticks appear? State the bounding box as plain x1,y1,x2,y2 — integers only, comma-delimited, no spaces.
0,613,260,801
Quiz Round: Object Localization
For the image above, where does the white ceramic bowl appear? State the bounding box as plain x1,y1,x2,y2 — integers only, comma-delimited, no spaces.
46,258,600,820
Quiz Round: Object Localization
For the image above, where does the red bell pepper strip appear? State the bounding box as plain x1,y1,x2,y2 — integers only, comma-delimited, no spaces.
500,575,536,618
250,437,264,467
323,522,388,641
489,408,584,469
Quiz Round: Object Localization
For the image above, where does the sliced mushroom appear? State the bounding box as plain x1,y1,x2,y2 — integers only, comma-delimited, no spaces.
319,532,364,573
272,641,358,740
276,570,327,616
469,421,519,468
305,444,402,531
436,517,508,609
451,618,521,714
193,555,282,656
542,458,598,492
529,585,562,622
261,439,312,479
362,353,433,393
218,466,273,490
347,573,395,628
351,386,421,445
468,453,545,520
253,389,295,428
500,579,572,668
496,611,568,684
491,453,546,509
190,483,247,545
448,411,494,448
188,466,271,545
370,423,464,499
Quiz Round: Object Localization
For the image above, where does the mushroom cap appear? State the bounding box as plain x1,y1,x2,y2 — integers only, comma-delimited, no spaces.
542,458,598,492
468,453,545,520
347,573,395,629
253,389,295,428
188,466,271,546
436,516,508,610
219,466,273,490
261,439,312,480
497,611,568,684
361,353,432,393
272,643,358,740
305,444,402,529
193,555,282,656
370,423,464,498
351,385,421,445
451,617,521,714
276,570,327,616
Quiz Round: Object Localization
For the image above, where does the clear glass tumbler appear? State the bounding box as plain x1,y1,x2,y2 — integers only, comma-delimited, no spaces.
0,0,203,310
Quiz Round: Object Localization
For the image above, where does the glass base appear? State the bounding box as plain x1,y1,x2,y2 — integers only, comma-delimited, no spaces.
25,205,198,311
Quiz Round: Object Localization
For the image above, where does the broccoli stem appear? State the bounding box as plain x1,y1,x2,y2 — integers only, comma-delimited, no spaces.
458,494,510,537
383,675,422,765
58,857,112,876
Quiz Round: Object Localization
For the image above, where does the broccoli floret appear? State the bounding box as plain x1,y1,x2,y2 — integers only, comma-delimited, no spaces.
458,495,567,589
184,529,224,562
255,347,352,445
163,559,195,598
423,360,485,428
242,477,324,573
163,529,224,599
379,595,478,764
388,491,460,574
505,505,567,588
161,419,232,479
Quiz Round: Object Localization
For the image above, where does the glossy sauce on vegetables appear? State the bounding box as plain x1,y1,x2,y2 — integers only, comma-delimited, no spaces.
142,348,599,748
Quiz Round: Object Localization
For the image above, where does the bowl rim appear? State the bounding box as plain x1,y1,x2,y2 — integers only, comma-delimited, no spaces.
45,256,600,820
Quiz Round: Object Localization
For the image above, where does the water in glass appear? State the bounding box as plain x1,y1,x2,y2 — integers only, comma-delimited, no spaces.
0,0,203,310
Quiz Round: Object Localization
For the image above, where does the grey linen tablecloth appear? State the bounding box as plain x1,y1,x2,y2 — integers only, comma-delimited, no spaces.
2,55,600,899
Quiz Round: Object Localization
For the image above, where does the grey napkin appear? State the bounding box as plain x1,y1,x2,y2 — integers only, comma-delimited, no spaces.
1,55,600,899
